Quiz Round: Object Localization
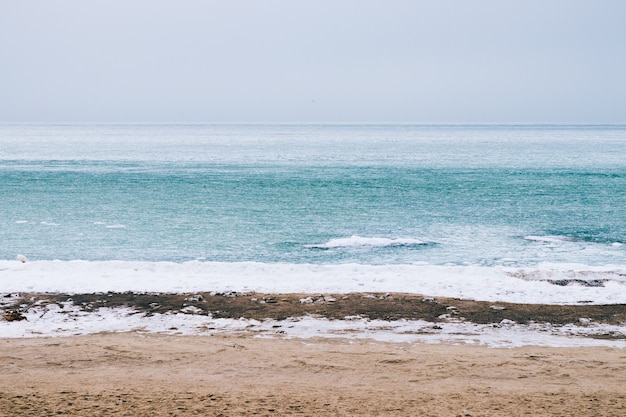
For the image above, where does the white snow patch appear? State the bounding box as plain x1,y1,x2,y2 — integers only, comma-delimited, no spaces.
1,305,624,348
2,260,626,305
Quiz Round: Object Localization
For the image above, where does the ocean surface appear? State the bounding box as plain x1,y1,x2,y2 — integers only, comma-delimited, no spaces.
2,123,625,266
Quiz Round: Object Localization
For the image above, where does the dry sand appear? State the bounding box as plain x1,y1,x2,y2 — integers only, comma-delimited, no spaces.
2,333,625,416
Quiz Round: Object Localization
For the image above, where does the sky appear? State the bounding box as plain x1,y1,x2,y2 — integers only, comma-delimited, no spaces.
1,0,625,123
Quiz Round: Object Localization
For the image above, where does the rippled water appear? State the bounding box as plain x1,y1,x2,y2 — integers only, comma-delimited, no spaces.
1,123,625,266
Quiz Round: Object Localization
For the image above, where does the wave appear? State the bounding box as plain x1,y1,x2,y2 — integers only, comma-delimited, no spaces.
1,260,625,305
524,235,574,243
306,235,428,249
525,234,624,246
105,224,126,229
93,222,126,229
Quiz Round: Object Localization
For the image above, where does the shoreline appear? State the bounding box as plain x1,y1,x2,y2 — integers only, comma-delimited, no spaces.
2,333,625,416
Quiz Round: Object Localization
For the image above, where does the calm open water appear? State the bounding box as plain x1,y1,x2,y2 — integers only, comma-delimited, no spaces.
1,123,625,266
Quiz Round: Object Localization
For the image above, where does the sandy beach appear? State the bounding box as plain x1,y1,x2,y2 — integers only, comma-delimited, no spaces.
1,332,625,416
2,292,626,415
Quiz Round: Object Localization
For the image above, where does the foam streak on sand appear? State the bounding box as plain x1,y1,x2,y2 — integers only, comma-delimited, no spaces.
2,260,626,304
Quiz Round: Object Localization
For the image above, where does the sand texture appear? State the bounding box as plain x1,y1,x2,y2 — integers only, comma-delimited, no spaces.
1,333,625,416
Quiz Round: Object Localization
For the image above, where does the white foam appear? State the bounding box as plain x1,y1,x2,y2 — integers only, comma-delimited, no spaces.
15,220,28,224
40,221,60,226
2,260,626,304
307,235,427,249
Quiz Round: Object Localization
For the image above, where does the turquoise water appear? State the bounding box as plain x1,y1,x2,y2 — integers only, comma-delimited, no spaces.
1,124,625,266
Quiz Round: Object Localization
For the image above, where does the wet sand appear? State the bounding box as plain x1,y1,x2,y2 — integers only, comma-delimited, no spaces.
1,333,626,416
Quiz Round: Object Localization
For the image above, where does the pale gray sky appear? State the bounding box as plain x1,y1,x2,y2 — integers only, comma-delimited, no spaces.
1,0,625,123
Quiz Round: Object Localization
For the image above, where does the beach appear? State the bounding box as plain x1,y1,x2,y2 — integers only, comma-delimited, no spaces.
2,332,625,416
2,291,626,415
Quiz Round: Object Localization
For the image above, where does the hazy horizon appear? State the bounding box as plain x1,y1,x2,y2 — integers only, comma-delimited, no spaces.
2,1,625,124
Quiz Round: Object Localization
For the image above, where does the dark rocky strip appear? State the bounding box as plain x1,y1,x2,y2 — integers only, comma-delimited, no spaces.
3,292,626,328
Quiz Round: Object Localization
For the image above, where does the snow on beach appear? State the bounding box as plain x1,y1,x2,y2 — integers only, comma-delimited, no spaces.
2,260,625,346
2,303,625,348
2,259,626,305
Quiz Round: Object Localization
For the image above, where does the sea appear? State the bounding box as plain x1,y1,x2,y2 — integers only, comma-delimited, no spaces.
1,123,626,303
2,123,625,264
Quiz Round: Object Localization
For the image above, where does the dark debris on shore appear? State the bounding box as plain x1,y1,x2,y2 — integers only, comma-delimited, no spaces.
2,291,626,328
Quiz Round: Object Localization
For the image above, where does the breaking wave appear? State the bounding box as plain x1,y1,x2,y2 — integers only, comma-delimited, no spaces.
306,236,428,249
524,235,574,243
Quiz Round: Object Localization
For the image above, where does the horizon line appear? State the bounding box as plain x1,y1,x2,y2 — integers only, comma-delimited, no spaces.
2,121,626,126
